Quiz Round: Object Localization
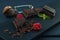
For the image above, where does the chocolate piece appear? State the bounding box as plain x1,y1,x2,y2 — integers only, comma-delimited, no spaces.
42,5,56,17
34,8,42,13
3,29,9,32
35,5,56,20
23,9,36,18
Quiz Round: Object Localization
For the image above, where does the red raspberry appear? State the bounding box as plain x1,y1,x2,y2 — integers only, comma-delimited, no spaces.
16,14,23,19
32,23,41,31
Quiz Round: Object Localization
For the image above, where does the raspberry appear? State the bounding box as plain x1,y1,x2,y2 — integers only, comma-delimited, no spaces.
33,23,41,31
16,14,23,19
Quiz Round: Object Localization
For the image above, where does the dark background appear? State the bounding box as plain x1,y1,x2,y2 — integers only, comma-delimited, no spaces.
0,0,60,40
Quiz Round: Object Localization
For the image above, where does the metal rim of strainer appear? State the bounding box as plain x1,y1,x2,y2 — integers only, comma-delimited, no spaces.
14,5,34,13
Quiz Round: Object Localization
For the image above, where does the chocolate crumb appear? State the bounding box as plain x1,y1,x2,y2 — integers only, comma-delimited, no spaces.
3,29,9,32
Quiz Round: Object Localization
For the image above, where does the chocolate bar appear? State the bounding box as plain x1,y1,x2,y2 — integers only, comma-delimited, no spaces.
42,5,56,17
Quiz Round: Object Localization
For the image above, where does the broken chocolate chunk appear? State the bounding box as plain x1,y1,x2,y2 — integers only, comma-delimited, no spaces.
23,9,36,18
